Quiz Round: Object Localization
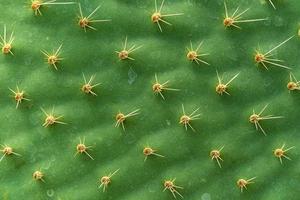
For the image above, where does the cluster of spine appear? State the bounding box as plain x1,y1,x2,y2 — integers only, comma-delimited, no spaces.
0,0,298,199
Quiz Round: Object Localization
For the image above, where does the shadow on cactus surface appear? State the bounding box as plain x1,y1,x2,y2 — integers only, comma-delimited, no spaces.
0,0,300,199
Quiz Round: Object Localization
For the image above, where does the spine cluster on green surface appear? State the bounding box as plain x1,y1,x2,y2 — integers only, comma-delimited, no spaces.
0,0,298,199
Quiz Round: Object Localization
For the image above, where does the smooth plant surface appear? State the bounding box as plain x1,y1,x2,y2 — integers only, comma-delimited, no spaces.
0,0,300,200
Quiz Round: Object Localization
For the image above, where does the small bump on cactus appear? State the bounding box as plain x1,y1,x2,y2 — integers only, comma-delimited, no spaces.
74,137,94,160
0,144,21,162
30,0,75,16
115,109,140,131
163,179,184,199
32,170,45,183
249,104,283,136
254,36,294,70
98,169,120,192
41,107,66,127
236,177,256,192
9,85,30,109
223,1,267,29
273,143,295,164
115,36,143,61
179,104,201,132
215,70,240,95
0,25,14,55
210,146,224,168
77,3,111,32
152,74,179,100
81,73,101,96
151,0,184,32
41,44,63,70
143,146,165,161
186,41,210,65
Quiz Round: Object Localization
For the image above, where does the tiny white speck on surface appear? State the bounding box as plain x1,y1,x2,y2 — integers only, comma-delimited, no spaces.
124,133,137,144
201,193,211,200
46,189,55,197
29,112,40,126
128,67,137,85
259,0,267,5
166,120,171,126
273,16,284,27
50,155,56,162
44,160,52,170
147,185,156,193
200,178,207,183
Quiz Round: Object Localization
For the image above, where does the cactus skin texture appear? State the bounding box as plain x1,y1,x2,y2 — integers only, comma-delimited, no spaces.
1,0,300,199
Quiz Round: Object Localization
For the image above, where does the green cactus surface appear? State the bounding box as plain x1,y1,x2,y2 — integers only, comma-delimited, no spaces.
1,0,300,199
